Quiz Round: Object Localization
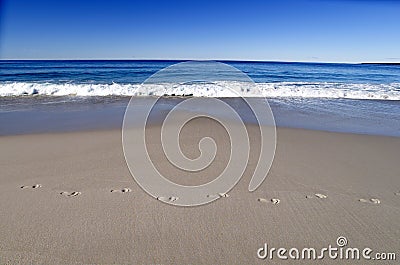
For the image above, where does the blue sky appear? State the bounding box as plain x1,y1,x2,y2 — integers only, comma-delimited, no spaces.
1,0,399,62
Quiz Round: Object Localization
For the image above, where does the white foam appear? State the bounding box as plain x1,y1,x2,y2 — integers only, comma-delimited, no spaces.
257,82,400,100
1,81,399,100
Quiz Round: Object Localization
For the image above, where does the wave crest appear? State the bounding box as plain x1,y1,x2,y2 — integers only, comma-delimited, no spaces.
0,81,399,100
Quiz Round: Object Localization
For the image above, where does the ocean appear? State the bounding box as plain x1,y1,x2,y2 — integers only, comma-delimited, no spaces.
1,60,400,136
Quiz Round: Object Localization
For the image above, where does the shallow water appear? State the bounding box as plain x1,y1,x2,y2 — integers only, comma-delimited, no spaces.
1,97,399,137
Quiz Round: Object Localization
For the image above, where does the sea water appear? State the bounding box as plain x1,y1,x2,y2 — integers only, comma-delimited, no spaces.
0,60,399,136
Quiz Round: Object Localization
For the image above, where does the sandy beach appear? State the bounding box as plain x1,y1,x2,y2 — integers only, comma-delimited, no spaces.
0,117,399,264
2,0,400,263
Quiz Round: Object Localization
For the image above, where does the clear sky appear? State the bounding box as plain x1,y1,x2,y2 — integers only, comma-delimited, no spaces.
1,0,399,62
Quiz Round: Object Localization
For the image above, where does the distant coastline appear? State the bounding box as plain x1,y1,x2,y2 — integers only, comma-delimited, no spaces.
361,62,400,66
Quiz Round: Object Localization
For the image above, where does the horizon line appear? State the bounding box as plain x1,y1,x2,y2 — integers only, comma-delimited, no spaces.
1,58,397,65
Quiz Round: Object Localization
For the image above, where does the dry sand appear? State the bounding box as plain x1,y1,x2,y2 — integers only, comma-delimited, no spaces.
0,121,399,264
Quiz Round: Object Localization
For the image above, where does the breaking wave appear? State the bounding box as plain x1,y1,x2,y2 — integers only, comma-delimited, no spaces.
1,81,399,100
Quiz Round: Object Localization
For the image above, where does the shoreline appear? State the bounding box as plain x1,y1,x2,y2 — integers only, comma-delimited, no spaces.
2,125,400,140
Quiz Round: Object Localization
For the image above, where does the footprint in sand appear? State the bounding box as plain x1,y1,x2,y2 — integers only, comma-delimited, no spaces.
258,198,268,203
206,193,230,199
359,198,380,205
157,196,179,202
258,198,280,204
271,198,280,204
110,188,131,193
20,184,42,189
370,198,380,204
306,193,328,199
60,191,81,197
